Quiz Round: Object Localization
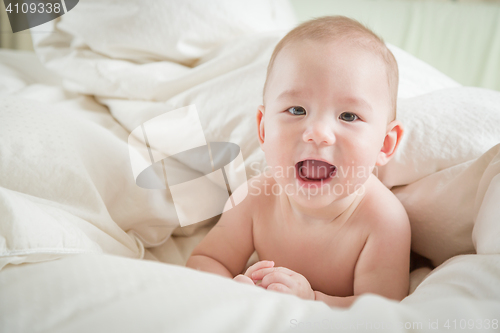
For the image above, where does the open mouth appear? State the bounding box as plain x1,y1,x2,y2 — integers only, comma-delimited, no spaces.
295,159,336,182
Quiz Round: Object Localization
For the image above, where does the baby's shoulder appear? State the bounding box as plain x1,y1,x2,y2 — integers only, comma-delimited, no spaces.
237,172,277,206
220,172,275,223
246,172,276,196
357,174,410,232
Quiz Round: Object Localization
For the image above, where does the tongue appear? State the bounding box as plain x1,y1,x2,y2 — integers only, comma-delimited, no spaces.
299,160,334,179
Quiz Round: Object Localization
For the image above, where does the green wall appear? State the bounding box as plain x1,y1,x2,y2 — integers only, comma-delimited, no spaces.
290,0,500,91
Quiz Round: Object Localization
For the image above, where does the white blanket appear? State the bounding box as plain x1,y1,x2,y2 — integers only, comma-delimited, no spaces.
1,0,500,331
1,253,499,332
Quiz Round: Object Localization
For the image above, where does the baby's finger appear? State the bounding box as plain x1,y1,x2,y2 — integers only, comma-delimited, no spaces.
267,283,292,294
251,266,295,280
233,274,255,285
260,271,294,290
244,260,274,278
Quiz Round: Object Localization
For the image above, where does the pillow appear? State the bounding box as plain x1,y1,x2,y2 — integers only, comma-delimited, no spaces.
377,87,500,188
378,87,500,265
393,144,500,266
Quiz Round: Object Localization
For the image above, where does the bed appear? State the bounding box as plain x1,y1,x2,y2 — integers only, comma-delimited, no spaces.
1,1,500,332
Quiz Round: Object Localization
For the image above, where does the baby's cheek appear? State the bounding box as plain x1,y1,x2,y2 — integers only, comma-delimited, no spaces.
351,140,380,167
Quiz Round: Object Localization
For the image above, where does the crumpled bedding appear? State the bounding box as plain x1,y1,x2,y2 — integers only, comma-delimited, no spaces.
1,253,499,333
1,0,500,331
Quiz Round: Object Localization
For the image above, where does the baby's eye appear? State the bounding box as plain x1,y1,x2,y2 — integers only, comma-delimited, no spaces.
339,112,358,122
287,106,306,116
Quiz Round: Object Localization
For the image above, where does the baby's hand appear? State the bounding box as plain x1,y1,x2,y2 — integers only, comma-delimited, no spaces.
233,260,275,286
251,266,315,300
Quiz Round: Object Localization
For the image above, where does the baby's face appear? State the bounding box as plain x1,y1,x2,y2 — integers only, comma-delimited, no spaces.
258,39,392,205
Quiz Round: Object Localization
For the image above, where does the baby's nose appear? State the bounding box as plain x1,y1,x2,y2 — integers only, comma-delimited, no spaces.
303,122,335,145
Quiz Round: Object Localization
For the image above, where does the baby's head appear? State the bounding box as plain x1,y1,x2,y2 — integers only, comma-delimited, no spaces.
256,16,403,203
265,15,399,123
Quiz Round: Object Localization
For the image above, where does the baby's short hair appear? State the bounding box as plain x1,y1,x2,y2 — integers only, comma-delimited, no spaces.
264,16,399,122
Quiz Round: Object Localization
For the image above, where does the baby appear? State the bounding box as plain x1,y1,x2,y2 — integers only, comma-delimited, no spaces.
186,16,411,308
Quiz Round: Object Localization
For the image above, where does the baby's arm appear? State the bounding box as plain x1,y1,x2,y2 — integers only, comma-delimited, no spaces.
186,181,256,279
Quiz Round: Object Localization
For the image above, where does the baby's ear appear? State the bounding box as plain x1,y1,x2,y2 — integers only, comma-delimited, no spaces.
376,120,404,166
256,105,265,147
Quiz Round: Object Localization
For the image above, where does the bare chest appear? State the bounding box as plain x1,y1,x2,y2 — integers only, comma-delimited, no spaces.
253,211,367,297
